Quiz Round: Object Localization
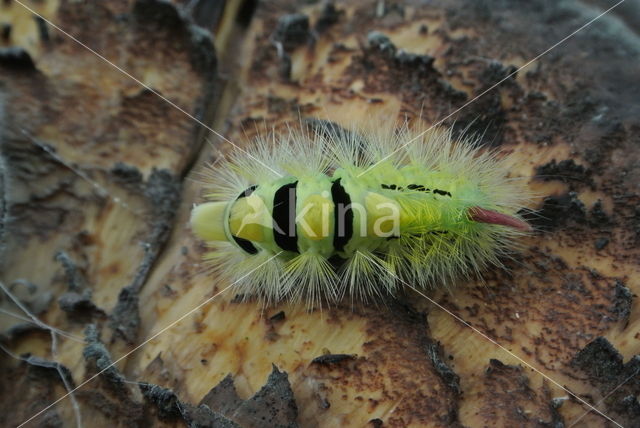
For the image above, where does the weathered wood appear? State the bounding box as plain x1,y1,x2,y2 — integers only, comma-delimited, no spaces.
1,0,639,427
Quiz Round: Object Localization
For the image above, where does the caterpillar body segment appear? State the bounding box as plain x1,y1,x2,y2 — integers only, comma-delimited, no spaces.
191,121,530,305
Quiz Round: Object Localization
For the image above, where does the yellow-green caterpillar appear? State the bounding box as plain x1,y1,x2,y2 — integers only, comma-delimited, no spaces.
191,119,530,305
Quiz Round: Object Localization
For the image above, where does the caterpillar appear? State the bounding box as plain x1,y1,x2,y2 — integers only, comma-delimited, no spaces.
190,119,531,305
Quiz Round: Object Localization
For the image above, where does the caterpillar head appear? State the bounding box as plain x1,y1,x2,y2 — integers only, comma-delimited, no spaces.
190,194,273,245
191,201,228,242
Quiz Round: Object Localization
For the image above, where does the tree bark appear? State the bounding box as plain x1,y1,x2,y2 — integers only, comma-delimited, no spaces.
1,0,639,427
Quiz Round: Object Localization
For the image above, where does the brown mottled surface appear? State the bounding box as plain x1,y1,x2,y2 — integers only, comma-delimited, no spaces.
299,304,461,426
477,359,563,425
2,0,640,427
0,0,217,426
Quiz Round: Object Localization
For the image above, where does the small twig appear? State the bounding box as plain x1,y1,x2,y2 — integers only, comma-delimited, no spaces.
55,251,86,292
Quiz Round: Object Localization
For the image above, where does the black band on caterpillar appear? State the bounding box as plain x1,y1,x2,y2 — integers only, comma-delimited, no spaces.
331,178,353,252
382,183,452,197
232,235,259,254
237,185,258,199
273,181,299,253
229,185,260,254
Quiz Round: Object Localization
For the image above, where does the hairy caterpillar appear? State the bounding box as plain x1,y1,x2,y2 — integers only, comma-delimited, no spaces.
190,119,531,305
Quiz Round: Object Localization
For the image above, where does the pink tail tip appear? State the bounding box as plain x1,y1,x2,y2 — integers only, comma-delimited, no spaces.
468,207,532,231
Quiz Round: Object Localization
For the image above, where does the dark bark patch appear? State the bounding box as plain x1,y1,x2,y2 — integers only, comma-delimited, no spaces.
232,365,299,428
426,342,461,395
571,337,640,424
535,159,591,186
572,337,624,384
139,382,181,420
481,359,564,426
531,192,587,230
612,280,633,327
83,324,126,389
311,353,357,366
109,169,181,344
0,47,35,69
199,374,243,416
192,366,298,427
315,3,341,33
273,13,310,50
